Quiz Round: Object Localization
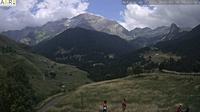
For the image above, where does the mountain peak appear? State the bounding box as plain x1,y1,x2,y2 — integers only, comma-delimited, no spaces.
161,23,181,41
74,13,105,20
191,24,200,32
169,23,180,33
70,13,131,40
170,23,179,29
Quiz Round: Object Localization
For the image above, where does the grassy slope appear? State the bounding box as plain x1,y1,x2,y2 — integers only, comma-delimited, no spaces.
0,49,92,100
143,50,181,63
47,73,200,112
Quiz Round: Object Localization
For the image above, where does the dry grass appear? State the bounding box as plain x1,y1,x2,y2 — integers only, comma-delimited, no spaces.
45,73,200,112
143,51,181,63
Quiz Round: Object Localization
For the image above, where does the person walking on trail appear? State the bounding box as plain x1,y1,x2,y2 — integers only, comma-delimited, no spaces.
102,100,108,112
176,104,183,112
122,98,127,112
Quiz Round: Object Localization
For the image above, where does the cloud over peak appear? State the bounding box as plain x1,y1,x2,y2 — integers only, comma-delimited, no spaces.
120,4,200,30
0,0,89,32
1,0,200,32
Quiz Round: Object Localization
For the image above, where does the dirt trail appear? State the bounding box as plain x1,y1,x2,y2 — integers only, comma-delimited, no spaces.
37,94,66,112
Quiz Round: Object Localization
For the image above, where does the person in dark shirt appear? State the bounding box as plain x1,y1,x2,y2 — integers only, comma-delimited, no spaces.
102,100,108,112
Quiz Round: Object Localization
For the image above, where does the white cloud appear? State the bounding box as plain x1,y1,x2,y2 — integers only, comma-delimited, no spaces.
119,4,200,30
0,0,89,32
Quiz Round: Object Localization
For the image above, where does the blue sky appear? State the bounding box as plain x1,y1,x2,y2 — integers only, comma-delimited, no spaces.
87,0,125,21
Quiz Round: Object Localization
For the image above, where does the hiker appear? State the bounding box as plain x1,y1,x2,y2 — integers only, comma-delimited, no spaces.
176,104,183,112
122,98,127,112
102,100,108,112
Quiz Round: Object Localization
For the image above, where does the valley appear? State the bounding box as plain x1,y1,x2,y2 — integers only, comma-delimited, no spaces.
1,10,200,112
0,35,92,101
